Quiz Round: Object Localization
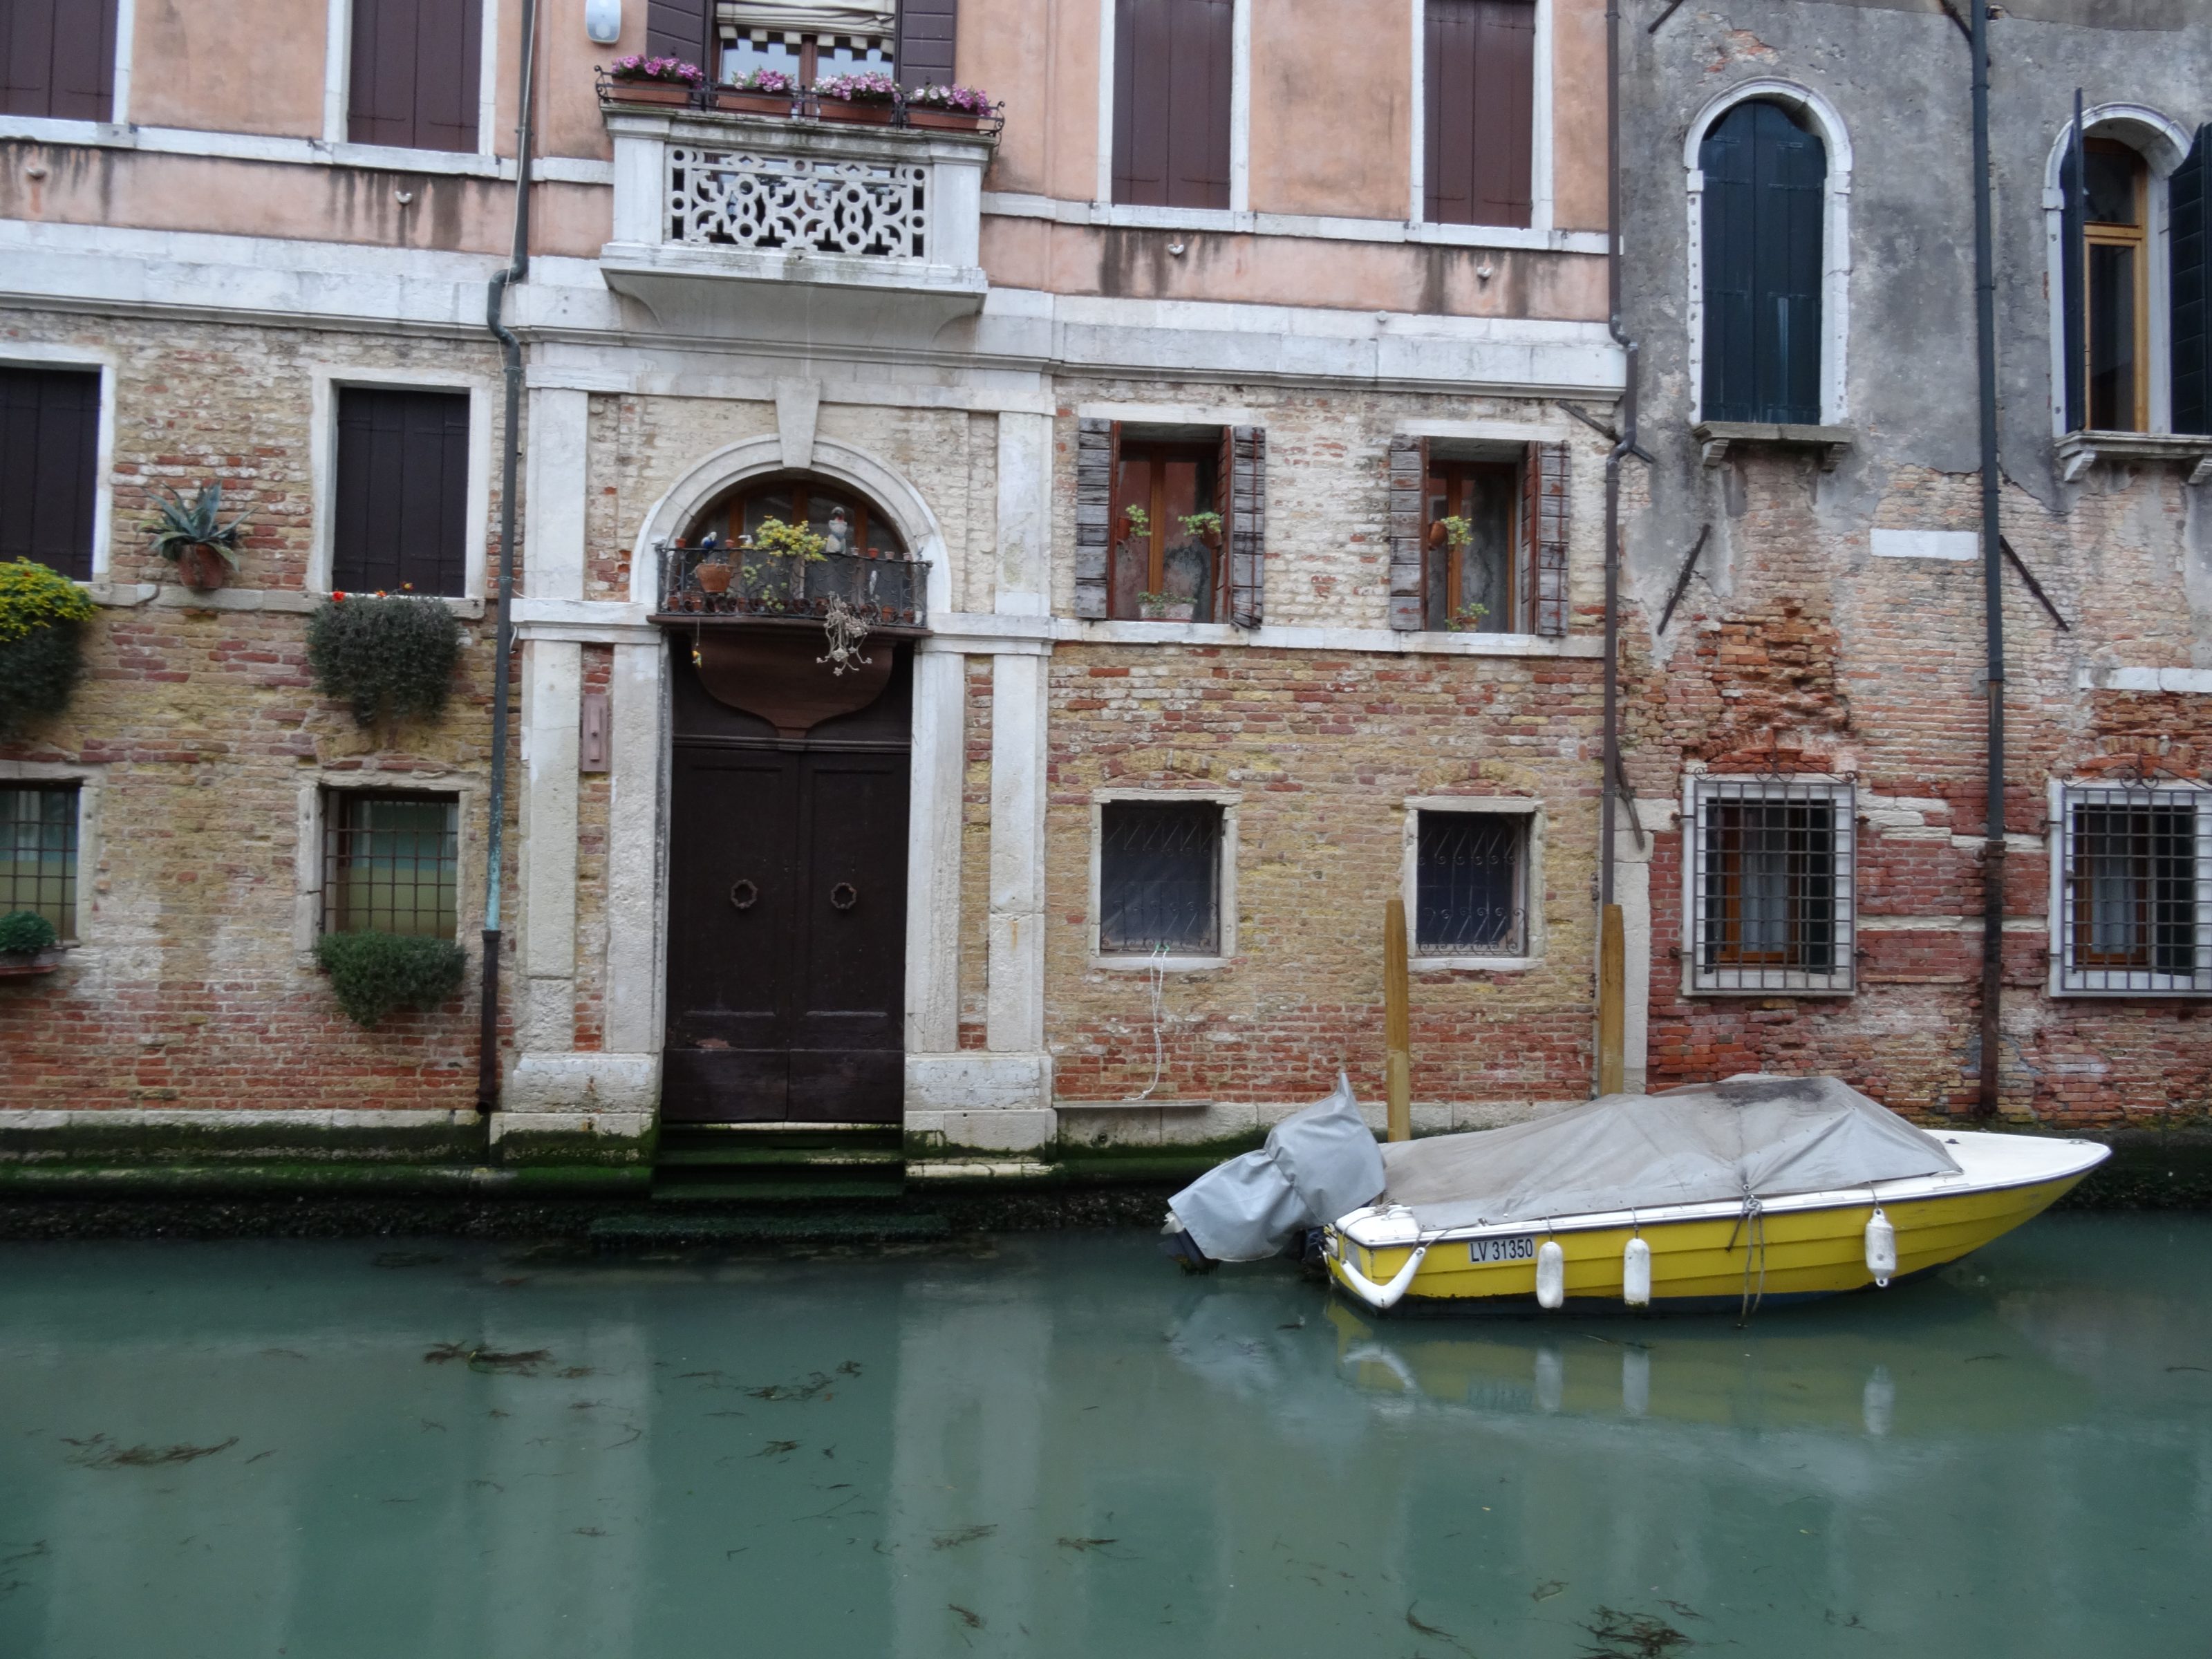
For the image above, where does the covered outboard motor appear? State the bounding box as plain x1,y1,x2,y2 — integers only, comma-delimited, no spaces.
1164,1074,1385,1264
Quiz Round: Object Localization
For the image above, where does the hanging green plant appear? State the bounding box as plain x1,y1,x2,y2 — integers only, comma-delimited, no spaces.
314,930,467,1028
0,559,97,743
304,593,465,727
147,482,253,592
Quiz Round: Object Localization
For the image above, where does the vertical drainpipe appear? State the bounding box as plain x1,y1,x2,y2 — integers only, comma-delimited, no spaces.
1597,0,1638,1092
1969,0,2005,1118
480,0,540,1114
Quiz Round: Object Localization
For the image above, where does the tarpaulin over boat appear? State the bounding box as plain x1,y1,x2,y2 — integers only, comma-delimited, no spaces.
1378,1074,1962,1232
1168,1074,1386,1262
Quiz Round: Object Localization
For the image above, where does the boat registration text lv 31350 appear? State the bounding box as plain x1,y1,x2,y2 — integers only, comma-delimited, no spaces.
1468,1235,1537,1264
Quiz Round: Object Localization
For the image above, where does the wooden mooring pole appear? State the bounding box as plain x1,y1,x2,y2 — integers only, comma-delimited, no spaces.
1385,899,1412,1142
1598,903,1626,1096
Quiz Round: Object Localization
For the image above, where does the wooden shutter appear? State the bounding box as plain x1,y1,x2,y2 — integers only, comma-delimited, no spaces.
1220,425,1265,630
1074,418,1117,620
2060,124,2088,433
1524,441,1568,637
647,0,712,67
1113,0,1231,210
0,368,100,581
1423,0,1534,229
2171,126,2212,436
895,0,958,87
350,0,483,151
1387,435,1429,632
0,0,118,120
1700,100,1824,425
333,388,472,597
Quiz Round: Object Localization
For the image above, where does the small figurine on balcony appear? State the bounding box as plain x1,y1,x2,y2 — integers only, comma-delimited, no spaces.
824,509,852,556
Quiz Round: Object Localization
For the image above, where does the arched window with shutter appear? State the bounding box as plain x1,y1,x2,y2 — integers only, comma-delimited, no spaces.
1698,99,1827,427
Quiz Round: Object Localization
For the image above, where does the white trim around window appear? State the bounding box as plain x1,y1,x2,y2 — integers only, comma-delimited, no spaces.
1087,788,1240,971
324,0,503,159
306,365,495,599
1682,774,1856,996
1402,796,1545,971
1682,78,1854,429
1406,0,1554,236
0,344,118,583
2047,776,2212,997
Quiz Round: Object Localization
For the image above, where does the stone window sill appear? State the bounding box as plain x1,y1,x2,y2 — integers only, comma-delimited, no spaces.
1694,420,1854,471
2054,430,2212,485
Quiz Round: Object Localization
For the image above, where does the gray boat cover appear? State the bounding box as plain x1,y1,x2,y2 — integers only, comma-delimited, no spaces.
1378,1074,1962,1232
1168,1074,1387,1262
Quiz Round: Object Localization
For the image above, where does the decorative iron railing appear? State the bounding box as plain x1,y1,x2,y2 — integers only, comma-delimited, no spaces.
656,542,928,628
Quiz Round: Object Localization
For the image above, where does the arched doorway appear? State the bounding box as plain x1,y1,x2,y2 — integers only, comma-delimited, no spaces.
657,472,919,1124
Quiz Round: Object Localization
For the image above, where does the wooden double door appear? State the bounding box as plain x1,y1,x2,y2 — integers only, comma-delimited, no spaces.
662,742,910,1123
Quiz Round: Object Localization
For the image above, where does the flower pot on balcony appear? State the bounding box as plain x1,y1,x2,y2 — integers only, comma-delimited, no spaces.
608,79,696,106
695,558,734,594
903,106,986,131
815,99,895,125
713,89,795,116
174,543,233,592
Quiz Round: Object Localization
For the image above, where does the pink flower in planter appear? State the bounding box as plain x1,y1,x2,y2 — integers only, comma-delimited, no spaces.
812,71,899,104
908,82,995,115
735,68,796,94
608,53,704,85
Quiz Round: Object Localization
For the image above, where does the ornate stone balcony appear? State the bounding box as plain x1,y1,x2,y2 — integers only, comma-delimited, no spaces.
599,104,996,330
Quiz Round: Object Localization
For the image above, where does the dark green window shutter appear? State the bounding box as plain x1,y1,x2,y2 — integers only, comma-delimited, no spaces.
1700,100,1825,425
2172,125,2212,436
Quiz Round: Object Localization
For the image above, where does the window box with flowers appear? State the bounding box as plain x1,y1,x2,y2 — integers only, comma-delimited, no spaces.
812,71,897,125
713,67,799,116
599,55,704,106
903,83,999,132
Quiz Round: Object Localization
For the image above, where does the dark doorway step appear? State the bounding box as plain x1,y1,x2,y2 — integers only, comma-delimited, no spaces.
651,1123,906,1203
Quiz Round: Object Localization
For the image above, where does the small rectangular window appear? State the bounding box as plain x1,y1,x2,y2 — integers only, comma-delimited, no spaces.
2058,784,2211,994
324,792,459,937
1416,811,1526,956
0,366,100,581
1112,0,1232,210
0,784,79,939
1423,456,1520,632
0,0,118,121
1112,436,1222,621
349,0,484,152
1688,778,1854,993
1100,800,1221,957
1423,0,1535,229
332,387,471,596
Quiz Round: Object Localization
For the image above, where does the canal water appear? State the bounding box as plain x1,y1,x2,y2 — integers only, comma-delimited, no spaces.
1,1215,2205,1658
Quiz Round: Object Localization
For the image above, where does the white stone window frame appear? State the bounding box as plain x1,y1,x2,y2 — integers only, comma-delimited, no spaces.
1681,774,1857,997
1405,0,1553,238
0,344,118,585
1093,0,1252,218
1402,796,1545,972
2039,104,2195,442
2047,777,2212,999
307,365,496,603
1087,788,1241,973
0,761,102,947
323,0,504,165
295,771,480,960
1682,79,1855,429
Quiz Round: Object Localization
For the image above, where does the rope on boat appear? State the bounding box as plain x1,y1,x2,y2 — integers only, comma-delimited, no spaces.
1734,1181,1768,1326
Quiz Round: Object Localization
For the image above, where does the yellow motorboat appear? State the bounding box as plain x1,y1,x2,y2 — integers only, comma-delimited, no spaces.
1326,1126,2108,1314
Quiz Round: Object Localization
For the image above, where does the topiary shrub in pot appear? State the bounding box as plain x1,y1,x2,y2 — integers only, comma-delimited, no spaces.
0,559,97,743
314,930,467,1028
304,592,466,728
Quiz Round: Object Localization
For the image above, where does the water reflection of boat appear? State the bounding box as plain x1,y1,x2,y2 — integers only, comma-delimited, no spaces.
1324,1078,2108,1313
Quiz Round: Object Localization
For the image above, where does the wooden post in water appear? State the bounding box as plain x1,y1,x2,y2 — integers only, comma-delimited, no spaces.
1385,899,1412,1142
1598,903,1626,1096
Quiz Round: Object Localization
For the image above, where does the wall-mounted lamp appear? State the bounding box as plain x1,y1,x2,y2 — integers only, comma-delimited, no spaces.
585,0,621,46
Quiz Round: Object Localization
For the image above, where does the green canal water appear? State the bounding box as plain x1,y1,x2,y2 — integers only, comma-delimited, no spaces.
1,1215,2206,1658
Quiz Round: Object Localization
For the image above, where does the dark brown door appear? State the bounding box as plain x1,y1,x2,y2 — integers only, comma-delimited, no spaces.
662,747,909,1123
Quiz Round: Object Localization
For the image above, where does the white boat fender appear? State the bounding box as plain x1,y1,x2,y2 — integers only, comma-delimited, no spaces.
1864,1205,1897,1288
1335,1243,1430,1312
1622,1235,1652,1309
1536,1237,1566,1310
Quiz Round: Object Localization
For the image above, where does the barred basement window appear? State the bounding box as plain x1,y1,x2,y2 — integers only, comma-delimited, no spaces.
2056,783,2212,995
1687,777,1855,993
1415,811,1527,957
324,792,459,938
0,784,79,939
1099,800,1221,957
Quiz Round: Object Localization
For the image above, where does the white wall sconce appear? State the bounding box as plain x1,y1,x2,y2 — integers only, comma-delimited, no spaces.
585,0,622,45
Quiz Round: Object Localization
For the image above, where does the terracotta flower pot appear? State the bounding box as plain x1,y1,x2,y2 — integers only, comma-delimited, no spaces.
695,559,734,594
175,543,232,591
608,79,696,106
904,106,986,131
815,99,895,124
713,89,795,115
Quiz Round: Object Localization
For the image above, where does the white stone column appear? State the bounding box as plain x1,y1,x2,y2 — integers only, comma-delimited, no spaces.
1618,796,1674,1096
516,638,581,1055
986,648,1049,1058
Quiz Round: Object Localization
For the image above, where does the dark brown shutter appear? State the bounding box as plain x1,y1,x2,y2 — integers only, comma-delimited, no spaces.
0,367,100,582
0,0,118,120
1113,0,1231,209
1387,435,1429,632
2172,126,2212,436
350,0,483,151
895,0,958,87
1423,0,1533,229
333,388,472,597
646,0,712,68
1074,418,1117,620
1224,426,1265,629
1526,440,1568,636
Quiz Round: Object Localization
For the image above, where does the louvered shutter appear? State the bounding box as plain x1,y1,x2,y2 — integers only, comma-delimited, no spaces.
646,0,711,64
1700,100,1824,425
1114,0,1231,209
334,388,472,597
1387,435,1429,632
1224,426,1265,629
2059,126,2088,433
350,0,483,151
2171,126,2212,437
896,0,959,87
1423,0,1534,230
0,0,118,121
0,367,100,581
1074,418,1116,620
1526,441,1569,637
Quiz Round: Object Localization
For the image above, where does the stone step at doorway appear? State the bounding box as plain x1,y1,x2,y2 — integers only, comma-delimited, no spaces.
651,1122,906,1204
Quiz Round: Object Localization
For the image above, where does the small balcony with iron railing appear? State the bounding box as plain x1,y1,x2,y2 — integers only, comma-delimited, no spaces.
597,73,1000,324
654,538,929,630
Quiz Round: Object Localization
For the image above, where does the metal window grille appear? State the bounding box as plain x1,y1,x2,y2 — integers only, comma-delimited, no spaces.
324,793,459,938
1099,800,1221,955
2058,784,2212,994
1689,777,1855,993
0,785,79,938
1415,811,1526,955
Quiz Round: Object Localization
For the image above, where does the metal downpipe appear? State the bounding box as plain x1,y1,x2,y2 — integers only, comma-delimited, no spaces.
1969,0,2005,1118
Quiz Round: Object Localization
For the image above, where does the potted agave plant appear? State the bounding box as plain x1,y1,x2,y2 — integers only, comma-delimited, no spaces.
602,54,704,106
903,82,997,131
715,66,798,116
812,71,898,125
149,482,252,592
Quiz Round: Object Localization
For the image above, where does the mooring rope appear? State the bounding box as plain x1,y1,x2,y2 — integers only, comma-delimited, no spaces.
1735,1181,1768,1327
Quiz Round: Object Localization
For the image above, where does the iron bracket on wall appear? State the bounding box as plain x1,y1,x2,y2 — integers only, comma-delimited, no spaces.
1646,0,1689,34
1998,535,2070,631
1557,400,1656,464
1655,523,1712,634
